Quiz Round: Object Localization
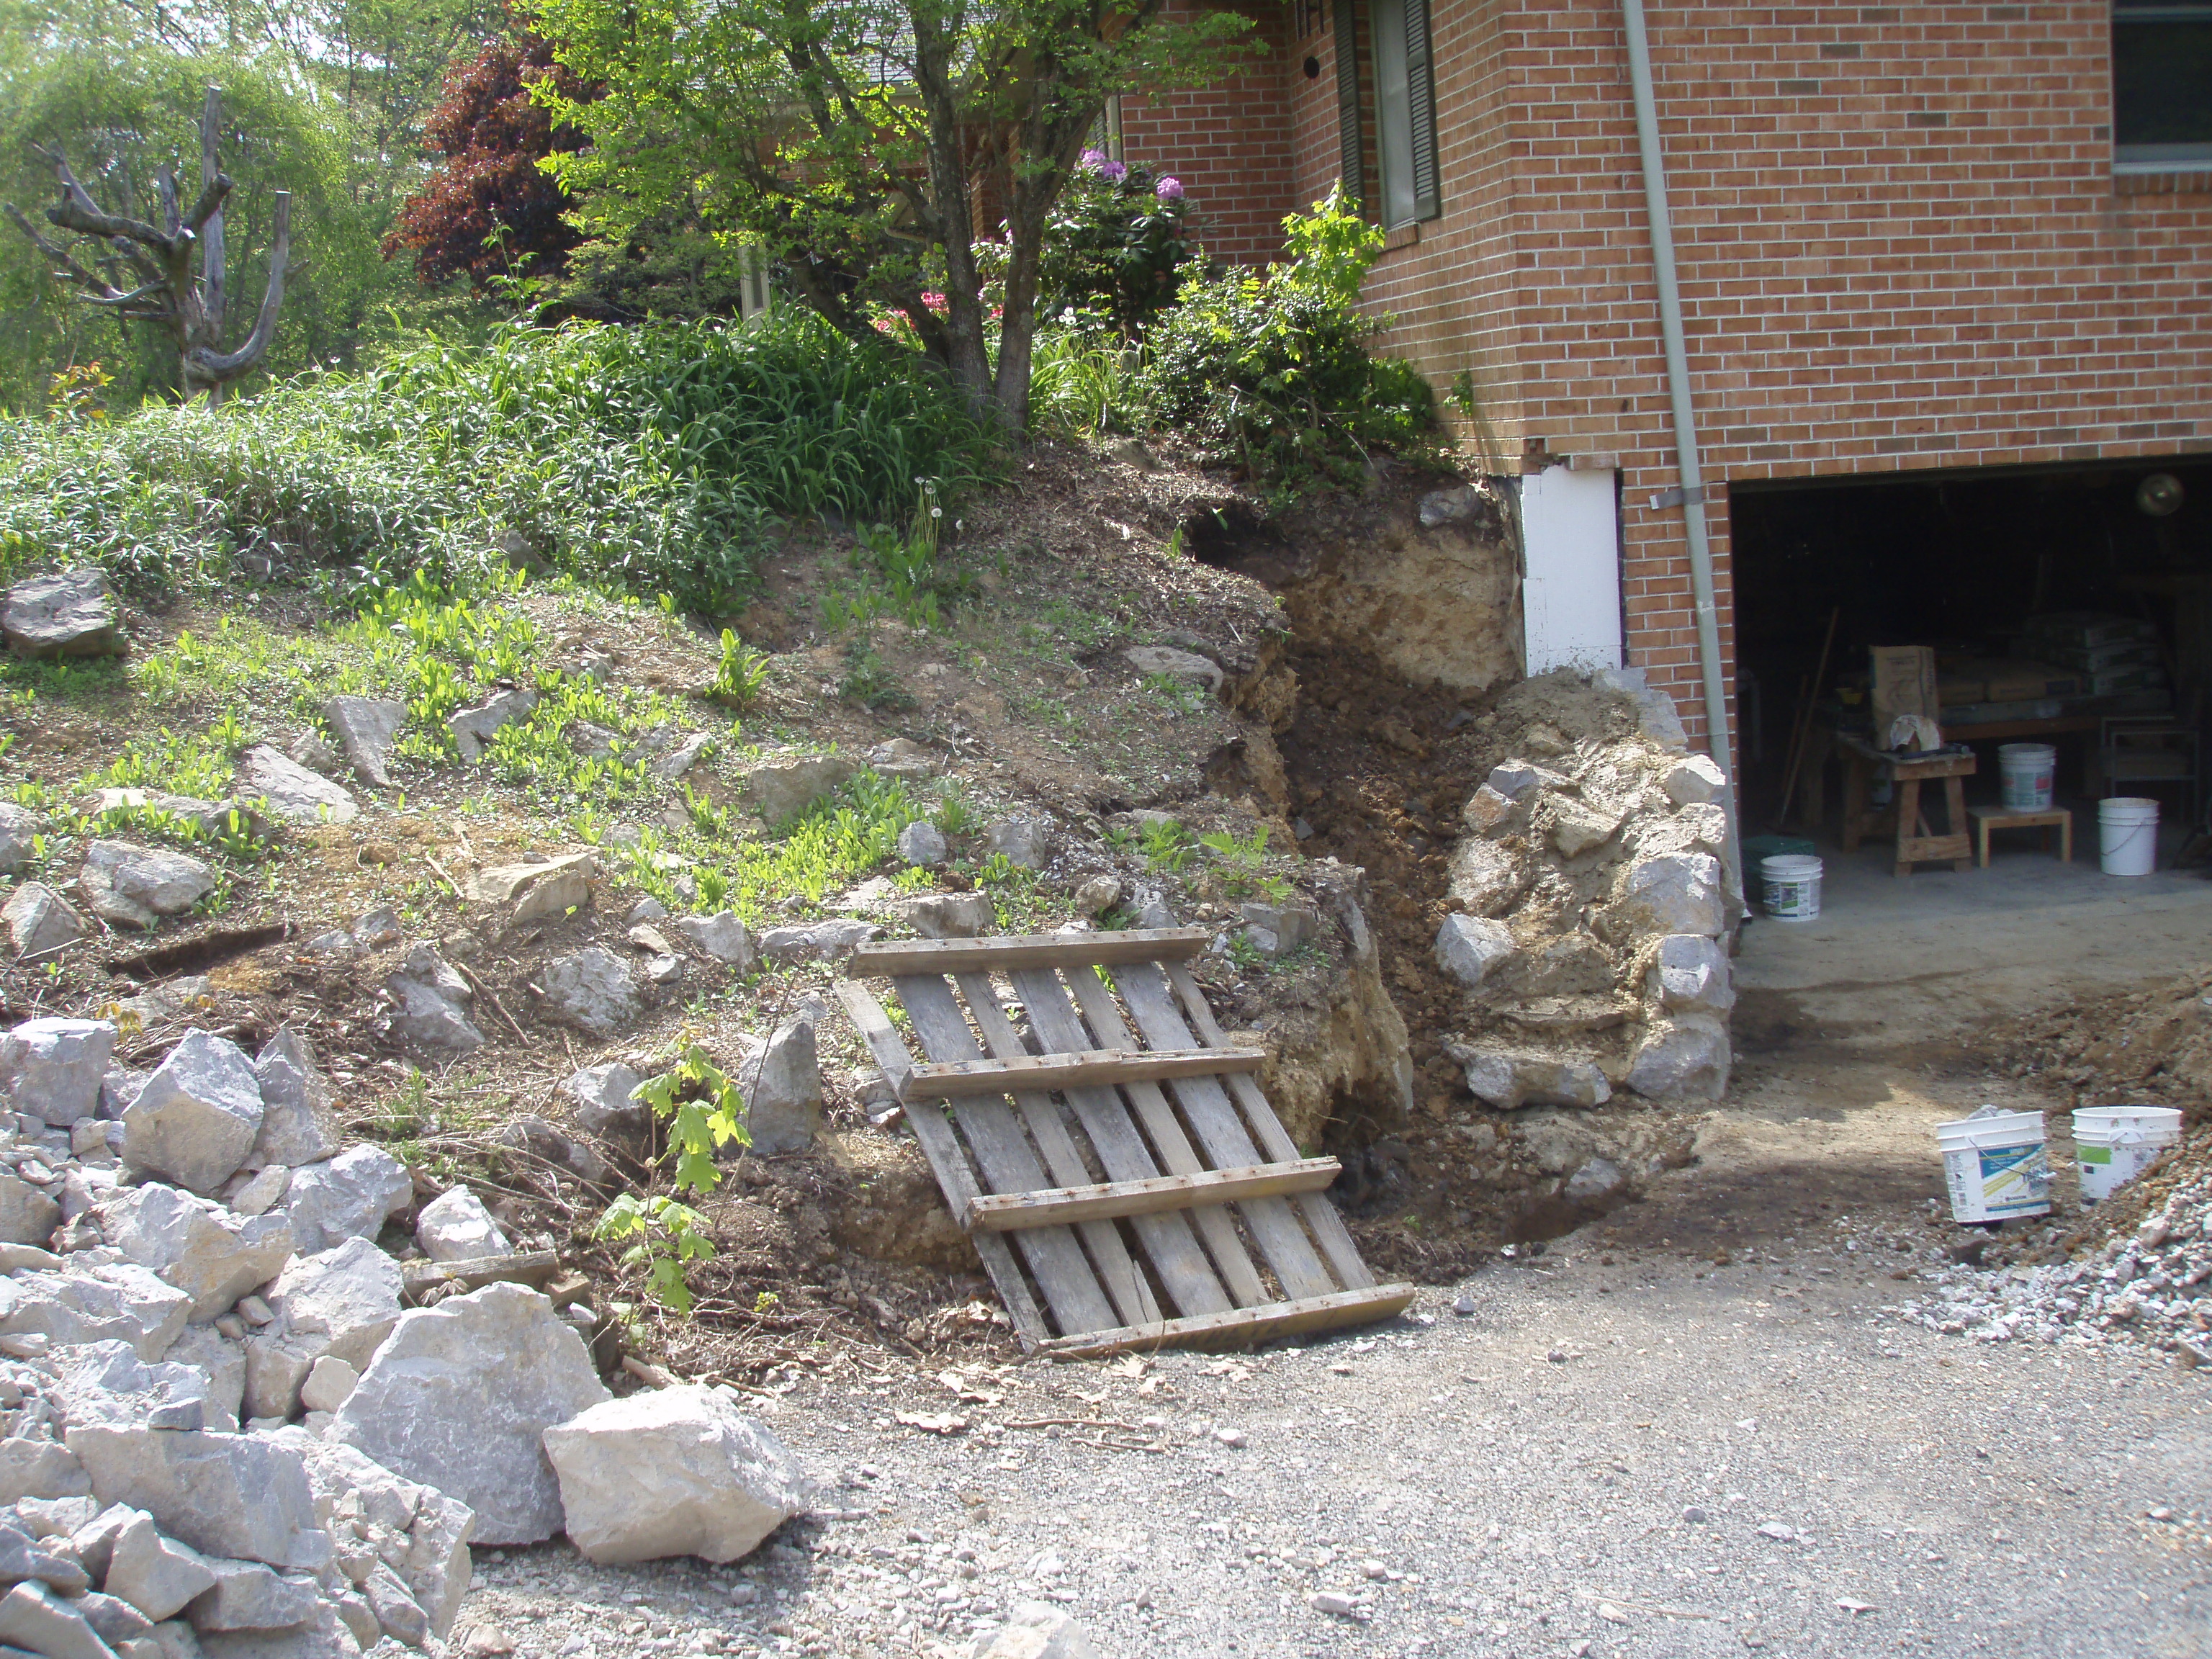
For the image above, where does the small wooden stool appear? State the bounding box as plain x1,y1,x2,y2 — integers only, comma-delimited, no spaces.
1838,734,1978,876
1968,804,2072,867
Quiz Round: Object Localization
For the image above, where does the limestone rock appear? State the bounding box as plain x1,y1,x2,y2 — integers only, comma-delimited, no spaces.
64,1426,327,1571
1446,840,1524,917
542,1385,806,1565
282,1436,472,1639
188,1557,318,1632
0,803,39,874
864,737,936,777
0,1579,111,1659
318,697,406,790
1416,484,1484,528
297,1357,357,1416
1460,784,1524,837
650,733,711,782
975,1603,1100,1659
1623,1015,1731,1102
536,948,638,1039
80,841,217,930
1596,665,1689,750
1648,934,1735,1014
670,913,752,968
0,1440,91,1505
281,1148,413,1256
328,1282,610,1547
413,1190,511,1264
166,1324,246,1429
1,1259,193,1359
738,1020,820,1156
235,748,358,826
249,1030,340,1172
0,1170,60,1248
1238,902,1320,960
287,728,344,776
1434,915,1514,989
3,883,88,961
266,1238,405,1373
196,1601,361,1659
1072,876,1122,917
1545,799,1622,860
124,1033,265,1196
895,822,948,867
1662,752,1727,806
382,978,484,1064
95,1184,295,1321
105,1513,218,1621
738,755,854,824
894,894,992,940
1444,1044,1611,1110
493,1118,608,1185
1,1017,114,1127
983,818,1050,870
757,920,876,966
464,854,595,925
3,568,120,659
53,1341,229,1434
1604,853,1725,941
557,1064,646,1137
447,689,538,763
1121,645,1223,692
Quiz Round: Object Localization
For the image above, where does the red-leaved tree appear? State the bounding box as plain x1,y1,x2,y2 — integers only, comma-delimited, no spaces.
383,27,591,289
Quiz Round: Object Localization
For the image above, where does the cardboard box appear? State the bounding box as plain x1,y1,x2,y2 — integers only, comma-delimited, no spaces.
1871,644,1938,739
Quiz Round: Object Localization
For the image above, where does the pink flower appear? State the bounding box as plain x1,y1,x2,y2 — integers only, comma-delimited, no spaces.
1099,159,1128,183
920,292,948,313
1080,147,1109,171
1155,176,1184,202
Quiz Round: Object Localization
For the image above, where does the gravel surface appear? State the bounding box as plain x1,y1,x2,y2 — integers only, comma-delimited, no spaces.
450,1232,2208,1659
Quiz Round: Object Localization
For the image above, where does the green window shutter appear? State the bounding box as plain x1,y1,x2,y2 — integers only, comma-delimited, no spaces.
1334,0,1364,210
1404,0,1440,220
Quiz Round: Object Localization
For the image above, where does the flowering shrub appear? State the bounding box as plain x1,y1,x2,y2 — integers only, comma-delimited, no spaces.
1035,149,1202,337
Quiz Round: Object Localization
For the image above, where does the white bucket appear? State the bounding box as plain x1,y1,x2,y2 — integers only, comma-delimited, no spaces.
2098,796,2159,877
2072,1105,2184,1202
1936,1108,2051,1223
1761,854,1822,921
1998,742,2056,810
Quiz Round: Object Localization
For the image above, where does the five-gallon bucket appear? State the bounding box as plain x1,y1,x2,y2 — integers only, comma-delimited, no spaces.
1761,854,1823,921
1936,1107,2051,1223
1998,742,2056,810
2072,1105,2184,1202
2098,796,2159,877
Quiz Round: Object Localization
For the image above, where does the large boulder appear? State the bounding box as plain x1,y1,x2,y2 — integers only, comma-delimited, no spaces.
757,920,877,966
543,1385,806,1565
557,1064,645,1137
188,1557,319,1632
327,1283,609,1547
79,840,217,930
53,1341,233,1434
1,1017,114,1127
104,1511,219,1621
1623,1015,1731,1102
279,1434,473,1640
413,1189,511,1264
318,697,406,789
266,1238,405,1376
738,1019,821,1156
236,747,359,826
670,912,753,968
536,948,639,1039
738,755,854,824
0,803,36,874
0,1441,89,1506
1603,853,1725,941
1647,934,1735,1015
464,853,596,925
447,688,538,763
64,1426,327,1570
282,1148,413,1255
1661,752,1727,806
0,1260,193,1359
2,568,120,658
197,1600,363,1659
2,883,88,961
1446,840,1525,917
0,1172,60,1248
95,1184,294,1321
1434,915,1514,990
123,1033,265,1196
250,1029,342,1170
0,1580,111,1659
893,894,993,940
1444,1044,1611,1110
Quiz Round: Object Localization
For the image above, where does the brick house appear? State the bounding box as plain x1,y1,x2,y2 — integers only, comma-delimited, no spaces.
1114,1,2212,788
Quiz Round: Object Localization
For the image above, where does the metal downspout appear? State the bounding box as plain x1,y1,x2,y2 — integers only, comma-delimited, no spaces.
1619,0,1743,892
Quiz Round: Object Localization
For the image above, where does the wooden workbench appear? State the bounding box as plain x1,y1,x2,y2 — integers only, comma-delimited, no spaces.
1835,732,1978,875
1802,715,2103,834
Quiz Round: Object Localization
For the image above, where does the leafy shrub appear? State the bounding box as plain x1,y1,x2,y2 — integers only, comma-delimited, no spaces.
1138,186,1436,494
1038,151,1202,338
0,313,997,614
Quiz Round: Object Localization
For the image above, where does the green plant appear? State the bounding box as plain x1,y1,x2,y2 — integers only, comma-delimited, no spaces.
932,787,979,837
709,630,771,707
1144,670,1207,716
838,642,914,711
1038,153,1200,338
1226,932,1268,975
595,1194,716,1315
1141,817,1194,872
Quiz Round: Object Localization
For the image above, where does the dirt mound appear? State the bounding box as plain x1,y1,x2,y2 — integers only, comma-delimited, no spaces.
1995,967,2212,1119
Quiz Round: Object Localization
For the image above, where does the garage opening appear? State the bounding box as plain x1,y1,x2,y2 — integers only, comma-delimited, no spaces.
1730,459,2212,896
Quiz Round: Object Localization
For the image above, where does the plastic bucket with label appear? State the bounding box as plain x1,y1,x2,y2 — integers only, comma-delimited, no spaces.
1936,1108,2051,1223
2072,1105,2184,1203
2099,797,2159,877
1761,854,1822,922
1998,743,2056,810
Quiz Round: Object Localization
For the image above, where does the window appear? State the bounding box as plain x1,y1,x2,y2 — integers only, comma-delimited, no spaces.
2113,2,2212,169
1333,0,1441,227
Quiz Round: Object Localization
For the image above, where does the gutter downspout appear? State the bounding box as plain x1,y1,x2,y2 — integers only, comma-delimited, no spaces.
1619,0,1743,896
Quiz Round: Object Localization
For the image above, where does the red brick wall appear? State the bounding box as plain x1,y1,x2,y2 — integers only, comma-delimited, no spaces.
1126,0,2212,757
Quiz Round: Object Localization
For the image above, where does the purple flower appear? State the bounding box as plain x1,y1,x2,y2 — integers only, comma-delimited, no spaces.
1079,148,1108,171
1099,159,1128,182
1155,176,1184,202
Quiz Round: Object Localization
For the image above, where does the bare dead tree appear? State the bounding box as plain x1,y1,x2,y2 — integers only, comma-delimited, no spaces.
4,86,295,405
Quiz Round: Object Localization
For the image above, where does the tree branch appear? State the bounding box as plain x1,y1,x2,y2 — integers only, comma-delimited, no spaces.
31,145,169,249
198,86,228,333
184,189,289,387
4,203,117,295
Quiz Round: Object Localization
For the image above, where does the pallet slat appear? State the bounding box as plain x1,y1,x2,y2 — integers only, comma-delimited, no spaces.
903,1044,1263,1100
851,927,1210,979
1037,1285,1420,1359
966,1158,1343,1231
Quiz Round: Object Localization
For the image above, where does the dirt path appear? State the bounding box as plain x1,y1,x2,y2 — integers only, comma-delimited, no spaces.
449,938,2209,1659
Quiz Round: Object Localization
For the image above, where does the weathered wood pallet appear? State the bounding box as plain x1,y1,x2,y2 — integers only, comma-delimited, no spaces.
837,928,1415,1357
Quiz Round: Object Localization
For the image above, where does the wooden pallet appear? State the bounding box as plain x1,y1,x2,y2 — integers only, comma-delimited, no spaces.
837,927,1416,1357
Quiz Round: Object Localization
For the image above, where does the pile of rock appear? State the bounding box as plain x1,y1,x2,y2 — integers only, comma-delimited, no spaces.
0,1011,812,1658
1434,667,1743,1112
1907,1148,2212,1363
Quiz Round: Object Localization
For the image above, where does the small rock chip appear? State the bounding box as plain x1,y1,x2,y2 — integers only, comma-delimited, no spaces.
1756,1521,1795,1542
1308,1591,1359,1618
